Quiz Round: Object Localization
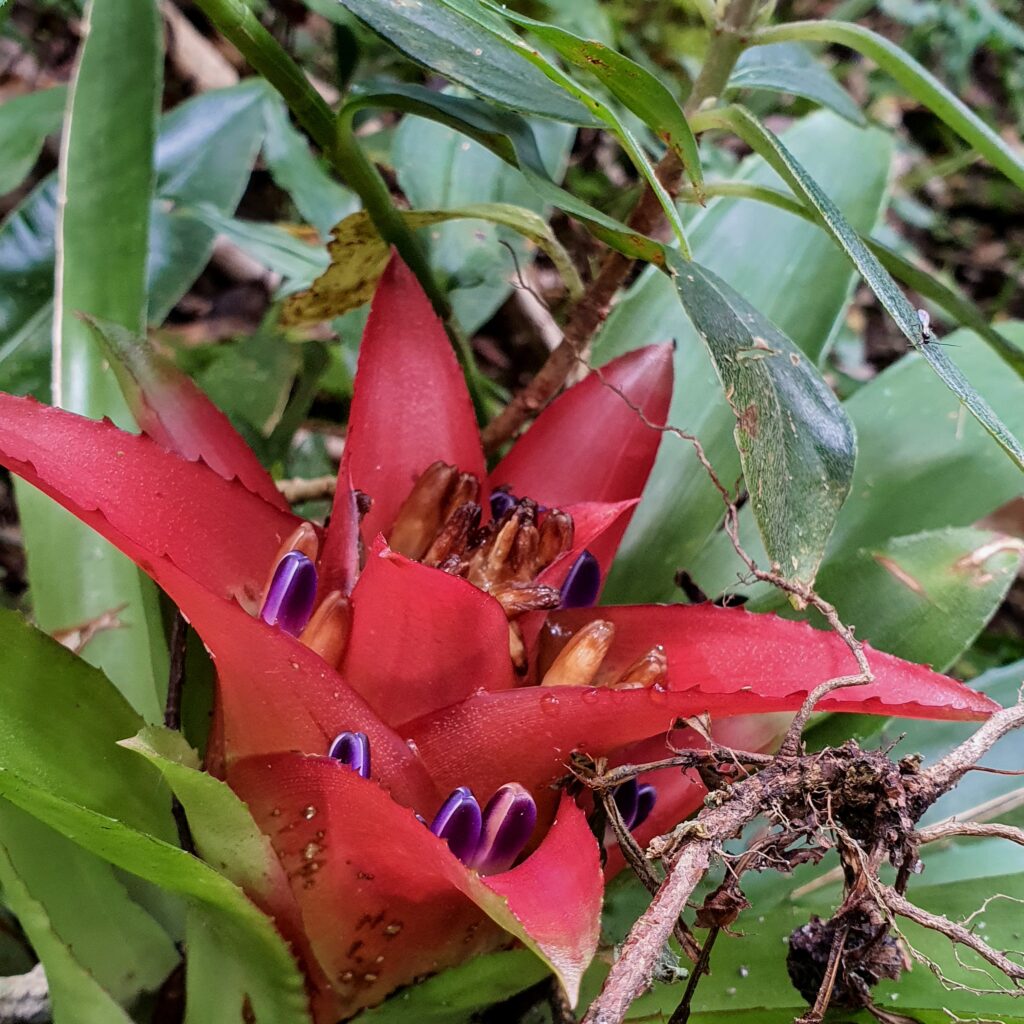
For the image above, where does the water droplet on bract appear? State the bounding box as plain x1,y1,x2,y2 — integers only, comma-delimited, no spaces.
304,805,317,820
303,842,320,860
340,971,354,983
270,808,282,817
384,921,403,936
375,955,385,965
364,973,379,983
540,694,560,713
581,687,600,704
406,738,419,754
648,684,668,704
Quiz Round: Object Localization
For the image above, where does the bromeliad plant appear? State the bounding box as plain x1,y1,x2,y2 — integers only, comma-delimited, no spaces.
0,256,998,1021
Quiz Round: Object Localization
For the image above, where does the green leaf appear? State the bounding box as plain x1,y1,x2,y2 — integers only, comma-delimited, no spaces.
261,94,358,238
393,108,575,334
333,0,596,124
183,203,330,285
770,528,1022,670
690,329,1024,669
486,5,704,194
358,949,550,1024
0,607,175,838
0,770,311,1024
449,0,690,252
0,803,179,1010
753,19,1024,192
0,83,271,398
121,727,287,903
348,83,665,263
595,111,892,604
0,86,66,195
701,103,1024,471
669,255,855,588
14,0,168,722
283,203,583,324
728,42,865,126
691,179,1024,379
149,80,271,323
0,831,136,1024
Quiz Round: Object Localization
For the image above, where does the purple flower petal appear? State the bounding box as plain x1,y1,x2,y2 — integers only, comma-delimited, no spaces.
559,549,600,609
472,783,537,874
328,731,371,779
633,784,657,831
489,489,517,519
260,551,318,635
430,786,482,864
613,778,640,830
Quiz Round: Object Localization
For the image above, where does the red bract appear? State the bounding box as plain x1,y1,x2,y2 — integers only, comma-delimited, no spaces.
0,254,997,1021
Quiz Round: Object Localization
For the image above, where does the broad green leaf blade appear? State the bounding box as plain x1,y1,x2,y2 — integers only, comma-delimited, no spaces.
596,111,892,604
691,327,1024,623
358,949,550,1024
753,20,1024,191
348,84,665,263
728,43,865,125
283,204,583,324
668,254,855,588
0,607,175,838
0,86,66,195
767,528,1022,671
393,109,575,334
0,84,270,404
0,830,136,1024
261,96,358,238
15,0,168,721
488,5,704,194
0,803,179,1009
704,103,1024,471
149,81,271,322
333,0,595,124
0,771,312,1024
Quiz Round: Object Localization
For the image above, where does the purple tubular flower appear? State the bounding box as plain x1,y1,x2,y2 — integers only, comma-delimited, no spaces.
633,784,657,831
472,783,537,874
489,489,517,519
559,549,601,609
260,551,318,635
613,779,640,829
328,731,371,779
430,787,482,864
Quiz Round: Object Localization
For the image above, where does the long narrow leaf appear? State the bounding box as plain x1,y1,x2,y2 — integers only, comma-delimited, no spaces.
15,0,168,720
752,20,1024,191
486,4,704,195
700,104,1024,471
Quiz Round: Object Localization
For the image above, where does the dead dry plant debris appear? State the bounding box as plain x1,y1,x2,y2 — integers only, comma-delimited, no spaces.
574,699,1024,1024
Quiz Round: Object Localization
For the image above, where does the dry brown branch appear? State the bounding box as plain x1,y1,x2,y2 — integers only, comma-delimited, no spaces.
581,698,1024,1024
882,887,1024,988
915,821,1024,848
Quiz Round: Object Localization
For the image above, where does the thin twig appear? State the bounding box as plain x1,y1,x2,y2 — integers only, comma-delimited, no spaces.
667,927,720,1024
915,821,1024,849
275,474,337,504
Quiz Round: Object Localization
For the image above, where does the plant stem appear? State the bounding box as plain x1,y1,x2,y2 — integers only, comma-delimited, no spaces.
480,0,763,452
193,0,488,417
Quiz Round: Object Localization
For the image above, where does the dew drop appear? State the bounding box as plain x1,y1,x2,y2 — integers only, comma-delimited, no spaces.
270,808,282,818
648,684,668,705
303,841,321,860
540,694,560,713
304,805,317,820
581,687,600,705
375,955,385,965
406,738,420,754
340,971,354,983
384,921,403,936
738,965,749,978
364,973,379,983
